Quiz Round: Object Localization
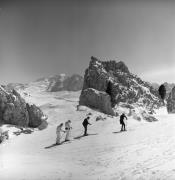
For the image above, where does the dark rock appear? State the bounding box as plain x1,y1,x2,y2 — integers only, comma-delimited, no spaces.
26,104,46,128
167,86,175,113
0,87,29,126
96,115,106,121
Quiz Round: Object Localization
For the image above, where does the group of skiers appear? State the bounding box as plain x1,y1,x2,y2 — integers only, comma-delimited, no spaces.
56,117,92,145
0,113,127,145
56,120,72,145
55,113,127,145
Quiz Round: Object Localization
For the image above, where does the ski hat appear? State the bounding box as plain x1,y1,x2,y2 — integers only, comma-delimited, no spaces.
68,120,71,123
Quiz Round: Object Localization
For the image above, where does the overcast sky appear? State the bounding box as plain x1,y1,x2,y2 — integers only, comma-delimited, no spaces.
0,0,175,84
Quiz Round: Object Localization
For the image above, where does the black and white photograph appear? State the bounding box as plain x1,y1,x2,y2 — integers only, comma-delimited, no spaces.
0,0,175,179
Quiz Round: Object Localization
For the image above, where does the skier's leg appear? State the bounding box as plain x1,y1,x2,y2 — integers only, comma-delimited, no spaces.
84,126,87,136
83,126,85,135
68,130,71,140
65,130,68,141
65,130,70,141
56,136,58,144
56,134,61,145
121,124,123,131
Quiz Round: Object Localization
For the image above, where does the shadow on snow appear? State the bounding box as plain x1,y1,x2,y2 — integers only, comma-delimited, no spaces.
44,133,98,149
74,133,98,140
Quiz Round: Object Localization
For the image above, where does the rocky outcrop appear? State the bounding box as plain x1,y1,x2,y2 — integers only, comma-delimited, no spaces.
167,86,175,113
0,86,47,128
0,87,29,126
149,82,175,100
26,104,45,128
79,56,161,115
79,88,115,115
141,111,158,122
163,82,175,100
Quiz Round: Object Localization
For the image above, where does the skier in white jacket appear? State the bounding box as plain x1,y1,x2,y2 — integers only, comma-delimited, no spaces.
56,123,65,145
65,120,72,141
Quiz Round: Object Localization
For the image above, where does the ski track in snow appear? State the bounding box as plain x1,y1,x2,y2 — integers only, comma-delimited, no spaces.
1,91,175,179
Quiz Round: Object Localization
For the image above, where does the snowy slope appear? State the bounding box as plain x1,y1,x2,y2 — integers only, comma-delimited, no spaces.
1,90,175,180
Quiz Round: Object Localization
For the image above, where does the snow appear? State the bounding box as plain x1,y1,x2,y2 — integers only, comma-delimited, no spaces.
0,86,10,95
59,73,66,82
1,90,175,179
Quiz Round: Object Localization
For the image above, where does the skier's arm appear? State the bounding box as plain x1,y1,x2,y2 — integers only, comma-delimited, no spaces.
88,121,92,125
61,129,66,133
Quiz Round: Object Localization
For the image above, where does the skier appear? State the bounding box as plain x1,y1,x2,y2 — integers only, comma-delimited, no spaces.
82,116,91,136
120,113,128,131
65,120,72,141
56,123,65,145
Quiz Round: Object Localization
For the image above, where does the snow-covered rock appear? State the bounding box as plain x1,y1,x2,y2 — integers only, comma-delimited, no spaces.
0,85,46,128
141,111,158,122
80,56,162,115
26,104,47,128
79,88,115,116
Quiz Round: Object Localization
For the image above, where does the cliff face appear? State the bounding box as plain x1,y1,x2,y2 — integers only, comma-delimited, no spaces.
167,86,175,113
0,85,47,128
79,56,161,115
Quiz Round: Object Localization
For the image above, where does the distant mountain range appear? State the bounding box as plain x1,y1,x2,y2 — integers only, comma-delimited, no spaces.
47,74,83,92
7,74,84,93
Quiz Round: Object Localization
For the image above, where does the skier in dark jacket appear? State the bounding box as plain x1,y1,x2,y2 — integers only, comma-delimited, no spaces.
120,113,127,131
82,116,91,136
